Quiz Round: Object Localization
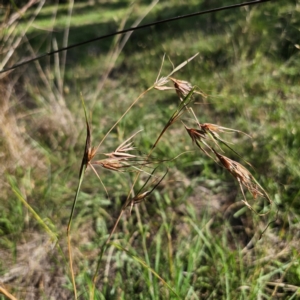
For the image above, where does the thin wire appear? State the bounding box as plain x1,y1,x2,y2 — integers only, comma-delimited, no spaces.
0,0,271,74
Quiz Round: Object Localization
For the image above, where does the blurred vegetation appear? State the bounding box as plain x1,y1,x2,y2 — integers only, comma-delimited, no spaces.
0,0,300,299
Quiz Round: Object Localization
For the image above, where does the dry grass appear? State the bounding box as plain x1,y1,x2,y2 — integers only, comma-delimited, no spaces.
1,1,300,299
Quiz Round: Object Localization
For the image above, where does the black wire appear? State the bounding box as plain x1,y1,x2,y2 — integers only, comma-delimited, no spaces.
0,0,272,74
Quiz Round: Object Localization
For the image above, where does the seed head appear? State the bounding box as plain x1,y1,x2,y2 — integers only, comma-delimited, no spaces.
92,130,141,172
201,123,251,138
212,149,264,199
183,123,206,143
201,123,221,133
169,77,193,100
92,159,125,171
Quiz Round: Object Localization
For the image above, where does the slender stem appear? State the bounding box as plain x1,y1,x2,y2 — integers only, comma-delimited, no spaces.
12,185,57,242
0,286,17,300
67,170,85,232
67,232,77,299
67,170,85,300
95,87,153,153
90,87,153,299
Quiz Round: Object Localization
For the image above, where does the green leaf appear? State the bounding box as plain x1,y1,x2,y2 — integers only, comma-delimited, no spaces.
111,242,180,299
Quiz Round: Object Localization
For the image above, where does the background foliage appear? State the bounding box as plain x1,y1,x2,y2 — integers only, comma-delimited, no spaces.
0,0,300,299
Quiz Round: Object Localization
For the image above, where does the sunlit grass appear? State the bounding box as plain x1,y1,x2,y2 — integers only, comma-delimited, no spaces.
1,0,300,299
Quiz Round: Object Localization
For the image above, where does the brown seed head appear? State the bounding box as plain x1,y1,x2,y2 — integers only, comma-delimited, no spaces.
88,146,97,162
169,77,193,99
94,130,141,167
212,149,264,199
201,123,252,139
92,159,125,171
154,76,173,91
184,124,206,143
201,123,220,133
213,149,250,181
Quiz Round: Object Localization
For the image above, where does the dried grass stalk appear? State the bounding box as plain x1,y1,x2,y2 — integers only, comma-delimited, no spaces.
92,131,142,172
169,77,207,99
212,148,272,215
183,123,217,160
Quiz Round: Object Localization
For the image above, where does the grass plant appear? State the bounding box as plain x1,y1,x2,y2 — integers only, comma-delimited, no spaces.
1,1,300,299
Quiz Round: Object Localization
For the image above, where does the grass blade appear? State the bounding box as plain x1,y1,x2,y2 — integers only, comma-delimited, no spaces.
0,286,17,300
152,87,195,149
67,95,91,299
8,175,57,242
111,242,180,299
167,53,199,77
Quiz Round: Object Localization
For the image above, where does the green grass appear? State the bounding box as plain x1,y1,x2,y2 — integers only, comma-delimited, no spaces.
1,0,300,299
